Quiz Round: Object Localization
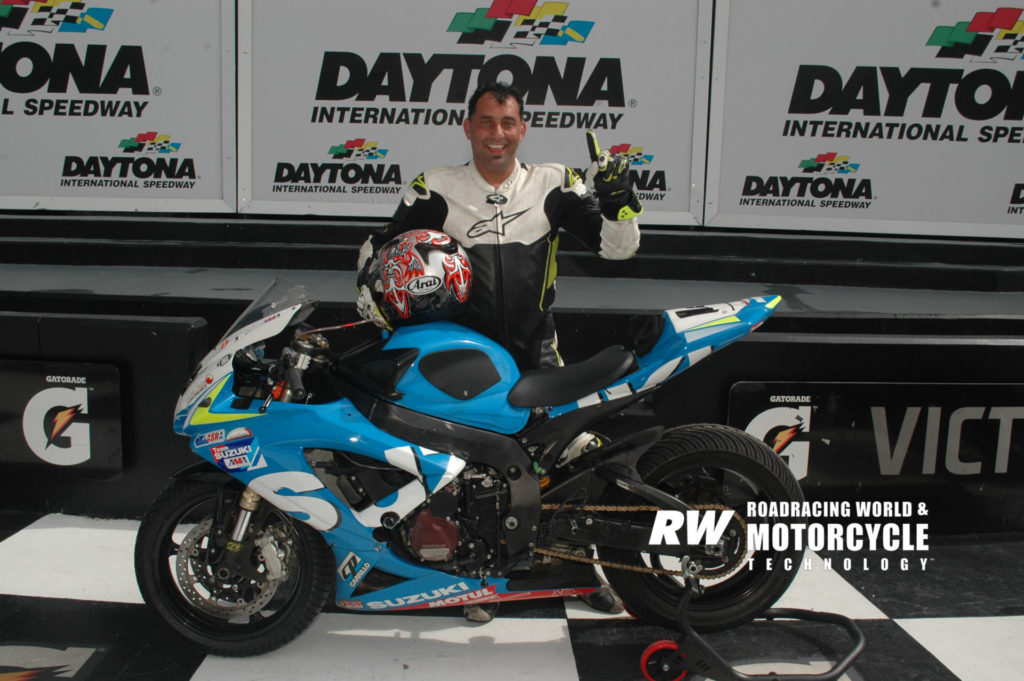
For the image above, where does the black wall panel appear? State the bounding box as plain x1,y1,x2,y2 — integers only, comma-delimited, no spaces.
0,313,207,517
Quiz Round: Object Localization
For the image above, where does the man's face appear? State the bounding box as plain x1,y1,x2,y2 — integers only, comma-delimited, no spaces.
463,92,526,182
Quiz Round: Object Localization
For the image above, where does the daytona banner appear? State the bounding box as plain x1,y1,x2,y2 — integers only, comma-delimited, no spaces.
706,0,1024,238
0,0,234,211
239,0,709,224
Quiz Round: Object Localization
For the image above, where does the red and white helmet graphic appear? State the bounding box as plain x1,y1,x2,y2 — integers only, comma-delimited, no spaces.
370,229,472,327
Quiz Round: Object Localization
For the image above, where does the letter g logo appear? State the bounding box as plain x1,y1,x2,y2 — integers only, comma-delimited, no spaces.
22,386,91,466
744,406,811,481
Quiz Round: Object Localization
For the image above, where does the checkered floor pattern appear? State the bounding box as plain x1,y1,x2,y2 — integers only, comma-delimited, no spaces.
1,512,1022,681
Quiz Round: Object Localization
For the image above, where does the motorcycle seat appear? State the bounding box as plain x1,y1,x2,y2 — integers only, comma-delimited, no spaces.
507,345,637,408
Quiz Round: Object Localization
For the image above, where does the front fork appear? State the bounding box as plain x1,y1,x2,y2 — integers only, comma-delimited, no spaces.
227,487,262,548
217,486,263,581
221,331,319,553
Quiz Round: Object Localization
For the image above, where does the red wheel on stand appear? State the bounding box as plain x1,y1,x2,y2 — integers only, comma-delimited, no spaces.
641,640,688,681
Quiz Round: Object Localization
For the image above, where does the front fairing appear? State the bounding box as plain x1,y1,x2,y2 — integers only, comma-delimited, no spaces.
174,279,317,432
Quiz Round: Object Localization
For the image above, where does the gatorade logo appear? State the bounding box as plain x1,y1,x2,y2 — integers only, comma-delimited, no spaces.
22,385,91,466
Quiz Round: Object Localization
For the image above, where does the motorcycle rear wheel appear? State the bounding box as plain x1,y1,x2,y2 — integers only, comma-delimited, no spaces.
134,478,334,656
600,423,804,632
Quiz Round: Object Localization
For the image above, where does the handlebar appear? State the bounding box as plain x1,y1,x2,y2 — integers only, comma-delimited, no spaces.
284,366,306,403
252,326,354,411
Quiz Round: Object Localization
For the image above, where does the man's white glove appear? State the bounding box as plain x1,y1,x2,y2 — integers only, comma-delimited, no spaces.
355,235,392,330
356,283,391,331
356,236,374,274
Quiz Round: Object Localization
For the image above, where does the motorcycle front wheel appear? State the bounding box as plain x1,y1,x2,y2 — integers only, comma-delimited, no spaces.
600,423,805,632
134,478,334,656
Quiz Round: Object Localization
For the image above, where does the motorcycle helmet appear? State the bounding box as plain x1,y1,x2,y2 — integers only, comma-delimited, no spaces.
367,229,472,327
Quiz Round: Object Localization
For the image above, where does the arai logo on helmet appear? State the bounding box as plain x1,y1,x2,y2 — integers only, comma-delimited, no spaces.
406,275,442,295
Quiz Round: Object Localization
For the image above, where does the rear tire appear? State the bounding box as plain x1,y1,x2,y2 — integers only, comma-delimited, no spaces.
134,478,335,656
601,424,804,632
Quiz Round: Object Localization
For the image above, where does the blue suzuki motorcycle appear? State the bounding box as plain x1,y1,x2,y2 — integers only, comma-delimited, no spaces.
134,279,803,656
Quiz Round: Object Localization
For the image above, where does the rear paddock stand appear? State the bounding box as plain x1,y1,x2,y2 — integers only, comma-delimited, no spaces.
641,579,865,681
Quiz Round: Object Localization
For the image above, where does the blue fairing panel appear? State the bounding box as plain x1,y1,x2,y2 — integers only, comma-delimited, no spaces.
383,322,531,434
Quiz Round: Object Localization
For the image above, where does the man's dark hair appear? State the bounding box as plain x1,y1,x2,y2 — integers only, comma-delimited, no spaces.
467,81,525,118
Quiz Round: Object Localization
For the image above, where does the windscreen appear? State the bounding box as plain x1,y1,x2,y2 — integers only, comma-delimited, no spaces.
219,279,315,344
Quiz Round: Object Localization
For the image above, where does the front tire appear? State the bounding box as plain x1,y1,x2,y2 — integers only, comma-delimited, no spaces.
601,424,804,632
134,478,334,656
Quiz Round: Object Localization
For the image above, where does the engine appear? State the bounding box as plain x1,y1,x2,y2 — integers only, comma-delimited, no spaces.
402,464,510,575
304,448,511,576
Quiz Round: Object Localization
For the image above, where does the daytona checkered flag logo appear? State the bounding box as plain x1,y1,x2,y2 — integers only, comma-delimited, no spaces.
0,0,112,35
798,153,860,175
928,6,1024,62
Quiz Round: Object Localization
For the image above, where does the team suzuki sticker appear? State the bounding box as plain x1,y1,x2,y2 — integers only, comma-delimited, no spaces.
209,431,265,472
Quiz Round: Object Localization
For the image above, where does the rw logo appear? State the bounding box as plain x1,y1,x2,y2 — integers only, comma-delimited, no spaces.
647,510,737,547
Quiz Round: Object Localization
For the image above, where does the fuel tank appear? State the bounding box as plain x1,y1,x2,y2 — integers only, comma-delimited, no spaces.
344,321,530,434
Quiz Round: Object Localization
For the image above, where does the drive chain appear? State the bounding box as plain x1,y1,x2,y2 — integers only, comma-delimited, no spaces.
534,546,689,577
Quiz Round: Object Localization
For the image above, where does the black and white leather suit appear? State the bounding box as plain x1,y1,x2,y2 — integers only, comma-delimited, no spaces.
361,159,640,370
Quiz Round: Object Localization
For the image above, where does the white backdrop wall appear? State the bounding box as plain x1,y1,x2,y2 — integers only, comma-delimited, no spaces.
238,0,707,224
1,0,1021,238
706,0,1024,238
0,0,235,212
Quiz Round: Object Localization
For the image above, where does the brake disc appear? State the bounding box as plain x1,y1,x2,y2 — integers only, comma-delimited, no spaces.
174,518,278,619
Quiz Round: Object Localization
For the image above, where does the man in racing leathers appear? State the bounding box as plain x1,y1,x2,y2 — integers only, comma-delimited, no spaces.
356,81,642,621
356,81,642,371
